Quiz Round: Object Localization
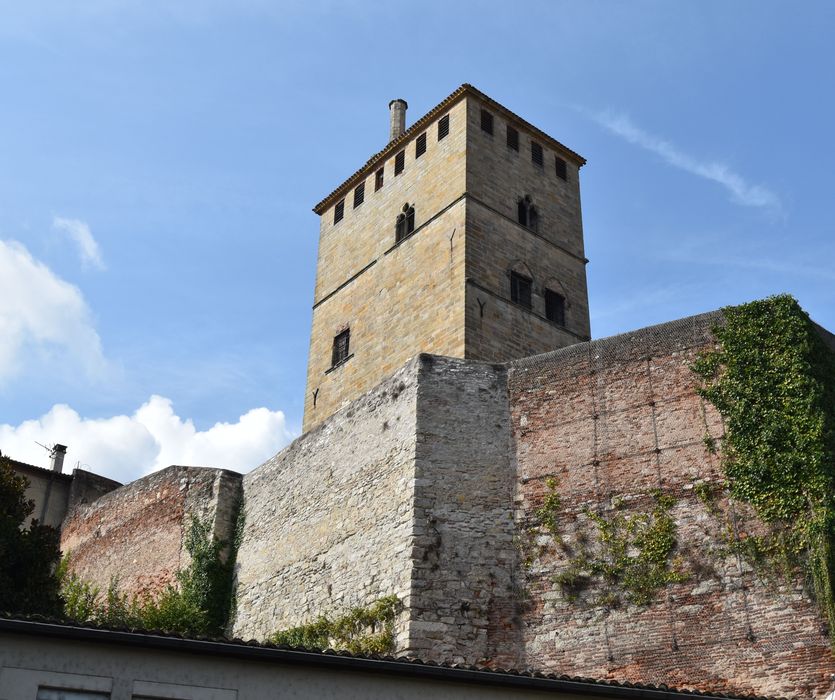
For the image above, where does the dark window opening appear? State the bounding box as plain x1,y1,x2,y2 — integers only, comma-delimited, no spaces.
331,329,350,367
545,289,566,325
353,181,365,208
510,272,532,309
416,132,427,158
334,199,344,224
394,150,405,175
516,195,538,231
375,167,384,191
507,125,519,151
395,204,415,243
438,114,450,140
555,156,567,181
480,108,493,135
531,141,543,167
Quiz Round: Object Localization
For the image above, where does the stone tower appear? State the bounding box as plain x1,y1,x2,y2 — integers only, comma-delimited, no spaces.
304,84,590,430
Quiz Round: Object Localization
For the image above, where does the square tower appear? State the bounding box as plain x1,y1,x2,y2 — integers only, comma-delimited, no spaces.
304,84,590,431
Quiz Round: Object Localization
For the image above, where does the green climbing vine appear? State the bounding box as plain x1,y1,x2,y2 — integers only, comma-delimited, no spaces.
692,294,835,640
527,478,685,607
552,490,686,607
269,595,400,654
61,499,244,637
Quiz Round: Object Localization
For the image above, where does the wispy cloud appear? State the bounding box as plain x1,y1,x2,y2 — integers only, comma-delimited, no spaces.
0,239,106,385
53,216,105,270
588,111,781,212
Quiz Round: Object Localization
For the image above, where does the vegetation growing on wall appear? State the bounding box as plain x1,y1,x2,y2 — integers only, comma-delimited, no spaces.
269,595,400,654
0,456,63,617
61,503,243,637
692,295,835,638
545,489,686,607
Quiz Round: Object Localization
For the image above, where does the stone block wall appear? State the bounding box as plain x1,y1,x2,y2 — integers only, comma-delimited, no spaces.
60,466,241,599
303,97,468,431
504,312,834,698
233,358,421,643
407,355,517,664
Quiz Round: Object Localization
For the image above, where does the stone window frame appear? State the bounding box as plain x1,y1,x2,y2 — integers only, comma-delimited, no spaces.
509,270,533,310
516,195,539,232
506,124,519,151
333,199,345,224
480,108,494,135
330,328,351,369
415,132,427,159
531,140,544,167
555,155,568,181
544,288,566,326
375,167,384,191
437,113,450,141
395,203,416,243
394,150,405,176
353,180,365,209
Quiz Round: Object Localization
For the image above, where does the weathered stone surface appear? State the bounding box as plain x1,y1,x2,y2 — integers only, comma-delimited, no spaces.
60,465,241,599
233,358,421,644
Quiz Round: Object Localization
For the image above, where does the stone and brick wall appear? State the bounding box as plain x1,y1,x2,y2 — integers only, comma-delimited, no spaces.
505,312,834,698
60,466,241,599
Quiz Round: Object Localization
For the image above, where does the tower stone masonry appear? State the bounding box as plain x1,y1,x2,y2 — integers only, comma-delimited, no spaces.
304,84,591,431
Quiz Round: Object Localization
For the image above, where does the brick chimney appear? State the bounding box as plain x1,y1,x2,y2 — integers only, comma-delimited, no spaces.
50,444,67,473
389,99,407,142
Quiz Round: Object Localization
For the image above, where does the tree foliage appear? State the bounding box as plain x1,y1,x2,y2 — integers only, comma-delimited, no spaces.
0,455,63,616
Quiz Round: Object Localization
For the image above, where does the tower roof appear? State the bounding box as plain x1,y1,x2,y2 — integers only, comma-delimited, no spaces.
312,84,586,215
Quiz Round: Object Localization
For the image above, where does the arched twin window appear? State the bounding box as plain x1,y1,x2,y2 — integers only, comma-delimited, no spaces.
395,203,415,243
517,195,538,232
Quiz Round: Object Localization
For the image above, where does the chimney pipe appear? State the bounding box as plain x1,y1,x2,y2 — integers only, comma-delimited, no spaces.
389,99,408,142
50,444,67,473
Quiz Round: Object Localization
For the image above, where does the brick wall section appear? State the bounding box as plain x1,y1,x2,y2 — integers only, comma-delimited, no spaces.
407,355,519,664
233,358,421,643
505,311,834,698
60,466,241,600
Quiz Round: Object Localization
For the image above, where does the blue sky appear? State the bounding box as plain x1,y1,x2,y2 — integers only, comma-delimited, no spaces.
1,1,833,481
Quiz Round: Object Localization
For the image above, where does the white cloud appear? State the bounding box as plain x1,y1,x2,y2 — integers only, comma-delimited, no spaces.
0,396,295,484
0,240,105,384
52,217,105,270
589,111,781,211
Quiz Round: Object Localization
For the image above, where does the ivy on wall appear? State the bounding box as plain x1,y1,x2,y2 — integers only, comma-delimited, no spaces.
692,294,835,639
269,595,400,654
61,500,244,637
528,479,685,608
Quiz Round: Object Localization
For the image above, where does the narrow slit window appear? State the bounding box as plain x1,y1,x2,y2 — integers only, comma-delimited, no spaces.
375,167,384,191
416,132,427,158
480,108,493,135
353,181,365,208
507,125,519,151
545,289,566,326
394,150,405,175
334,199,344,224
331,329,350,367
531,141,543,167
555,156,567,181
438,114,449,140
510,272,532,309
